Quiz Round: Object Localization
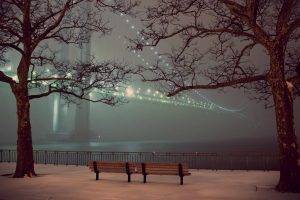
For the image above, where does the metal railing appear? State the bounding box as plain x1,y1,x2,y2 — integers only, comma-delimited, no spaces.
0,149,280,170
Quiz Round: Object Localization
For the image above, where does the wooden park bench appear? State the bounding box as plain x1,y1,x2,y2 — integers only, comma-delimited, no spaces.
88,161,191,185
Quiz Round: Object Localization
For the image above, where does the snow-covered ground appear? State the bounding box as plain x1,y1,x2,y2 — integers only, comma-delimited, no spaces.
0,163,299,200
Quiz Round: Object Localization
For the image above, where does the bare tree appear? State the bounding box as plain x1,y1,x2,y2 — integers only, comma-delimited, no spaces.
0,0,138,178
130,0,300,192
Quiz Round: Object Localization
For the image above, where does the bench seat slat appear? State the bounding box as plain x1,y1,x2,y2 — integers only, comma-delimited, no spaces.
100,170,126,173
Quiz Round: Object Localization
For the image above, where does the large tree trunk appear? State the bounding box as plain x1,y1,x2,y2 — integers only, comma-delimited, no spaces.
268,48,300,192
13,88,36,178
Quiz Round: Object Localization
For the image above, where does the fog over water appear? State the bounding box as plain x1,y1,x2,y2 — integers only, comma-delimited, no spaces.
0,1,299,153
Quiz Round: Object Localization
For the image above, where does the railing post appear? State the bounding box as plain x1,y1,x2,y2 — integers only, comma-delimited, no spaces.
211,155,214,171
139,152,142,163
55,151,58,165
66,152,68,166
215,155,218,171
246,156,249,171
8,150,11,163
44,151,47,165
76,152,79,166
33,150,36,164
0,150,2,162
195,152,199,170
152,152,155,162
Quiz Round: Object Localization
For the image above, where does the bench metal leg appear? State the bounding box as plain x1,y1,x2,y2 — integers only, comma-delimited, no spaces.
127,174,131,182
96,172,99,180
143,174,147,183
178,163,184,185
142,163,147,183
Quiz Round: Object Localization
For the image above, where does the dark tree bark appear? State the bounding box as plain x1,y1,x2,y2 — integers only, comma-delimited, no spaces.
12,85,36,178
268,47,300,192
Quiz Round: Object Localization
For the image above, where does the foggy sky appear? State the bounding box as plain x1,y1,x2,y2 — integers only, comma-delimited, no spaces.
0,0,299,148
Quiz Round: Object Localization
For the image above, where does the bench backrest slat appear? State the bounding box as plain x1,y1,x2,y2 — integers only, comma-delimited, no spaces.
88,161,190,175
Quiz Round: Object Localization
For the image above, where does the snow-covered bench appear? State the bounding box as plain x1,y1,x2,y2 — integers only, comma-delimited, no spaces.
88,161,191,185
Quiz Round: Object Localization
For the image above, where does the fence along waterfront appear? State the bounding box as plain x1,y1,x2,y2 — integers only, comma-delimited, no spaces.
0,149,279,170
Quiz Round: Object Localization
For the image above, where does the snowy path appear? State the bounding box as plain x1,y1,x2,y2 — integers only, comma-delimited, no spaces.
0,163,299,200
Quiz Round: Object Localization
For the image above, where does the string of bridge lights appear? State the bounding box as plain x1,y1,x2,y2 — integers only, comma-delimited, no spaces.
3,66,218,111
92,85,217,111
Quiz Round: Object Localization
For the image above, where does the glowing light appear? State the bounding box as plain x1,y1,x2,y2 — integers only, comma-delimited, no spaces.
125,86,135,98
53,95,59,132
